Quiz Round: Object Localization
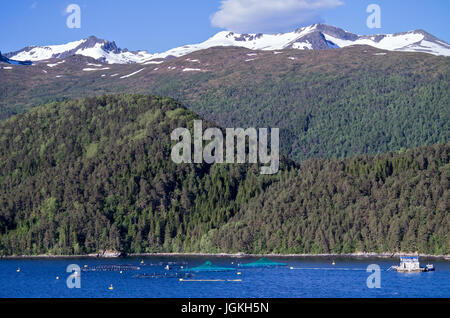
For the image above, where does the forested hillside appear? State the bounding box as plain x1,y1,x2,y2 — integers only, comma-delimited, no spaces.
1,47,449,164
212,143,449,255
150,48,449,163
0,94,286,255
0,95,448,256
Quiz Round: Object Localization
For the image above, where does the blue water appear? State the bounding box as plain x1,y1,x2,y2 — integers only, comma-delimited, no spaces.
0,256,448,298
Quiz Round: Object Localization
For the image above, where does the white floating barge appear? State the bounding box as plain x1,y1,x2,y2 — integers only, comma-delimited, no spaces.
391,256,435,273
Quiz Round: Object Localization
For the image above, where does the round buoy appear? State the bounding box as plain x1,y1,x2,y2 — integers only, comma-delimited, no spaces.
290,267,294,270
16,268,20,272
56,276,59,280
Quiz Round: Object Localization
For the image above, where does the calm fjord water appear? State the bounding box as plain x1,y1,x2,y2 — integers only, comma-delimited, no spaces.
0,256,448,298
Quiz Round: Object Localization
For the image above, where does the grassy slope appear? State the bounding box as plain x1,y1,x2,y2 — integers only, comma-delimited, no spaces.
1,46,449,164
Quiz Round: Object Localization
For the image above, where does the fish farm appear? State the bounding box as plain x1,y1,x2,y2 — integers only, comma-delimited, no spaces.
82,264,141,272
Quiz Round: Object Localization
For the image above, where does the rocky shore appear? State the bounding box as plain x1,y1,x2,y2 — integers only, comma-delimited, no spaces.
1,251,449,260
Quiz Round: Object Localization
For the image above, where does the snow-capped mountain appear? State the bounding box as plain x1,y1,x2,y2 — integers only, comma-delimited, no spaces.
6,36,153,64
6,24,450,65
153,24,450,59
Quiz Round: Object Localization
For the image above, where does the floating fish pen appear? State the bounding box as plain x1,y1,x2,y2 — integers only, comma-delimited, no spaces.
239,257,286,268
134,272,195,279
82,264,141,272
182,261,235,272
390,256,435,273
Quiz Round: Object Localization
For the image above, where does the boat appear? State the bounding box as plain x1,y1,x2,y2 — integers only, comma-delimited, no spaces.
391,256,435,272
424,264,435,272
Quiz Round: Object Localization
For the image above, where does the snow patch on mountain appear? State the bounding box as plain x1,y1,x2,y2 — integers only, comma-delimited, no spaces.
142,60,164,65
292,41,313,50
120,68,145,78
10,39,86,61
182,68,203,72
86,63,103,67
47,60,66,68
75,43,151,64
82,67,110,71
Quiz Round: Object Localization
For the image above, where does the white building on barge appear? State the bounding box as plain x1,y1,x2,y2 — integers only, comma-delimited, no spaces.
391,256,434,272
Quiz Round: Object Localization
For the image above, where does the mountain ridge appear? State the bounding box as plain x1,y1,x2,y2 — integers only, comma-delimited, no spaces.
5,36,153,64
1,45,448,164
5,24,450,64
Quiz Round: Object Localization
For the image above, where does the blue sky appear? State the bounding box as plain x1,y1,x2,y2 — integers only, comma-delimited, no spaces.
1,0,449,54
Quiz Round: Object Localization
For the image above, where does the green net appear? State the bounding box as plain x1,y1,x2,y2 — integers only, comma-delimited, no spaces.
239,257,286,268
182,261,235,272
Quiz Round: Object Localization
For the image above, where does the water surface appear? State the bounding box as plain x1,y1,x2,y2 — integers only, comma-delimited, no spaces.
0,256,448,298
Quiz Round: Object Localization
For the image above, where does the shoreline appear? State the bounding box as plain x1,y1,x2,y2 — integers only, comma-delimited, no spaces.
2,251,449,260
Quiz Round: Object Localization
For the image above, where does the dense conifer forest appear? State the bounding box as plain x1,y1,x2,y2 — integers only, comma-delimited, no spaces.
0,95,447,256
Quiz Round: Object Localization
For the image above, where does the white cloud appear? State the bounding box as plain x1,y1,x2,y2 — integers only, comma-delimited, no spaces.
211,0,343,33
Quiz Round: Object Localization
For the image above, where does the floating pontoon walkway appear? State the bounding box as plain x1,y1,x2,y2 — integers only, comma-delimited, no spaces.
239,257,286,268
134,272,195,279
182,261,235,272
82,264,141,271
